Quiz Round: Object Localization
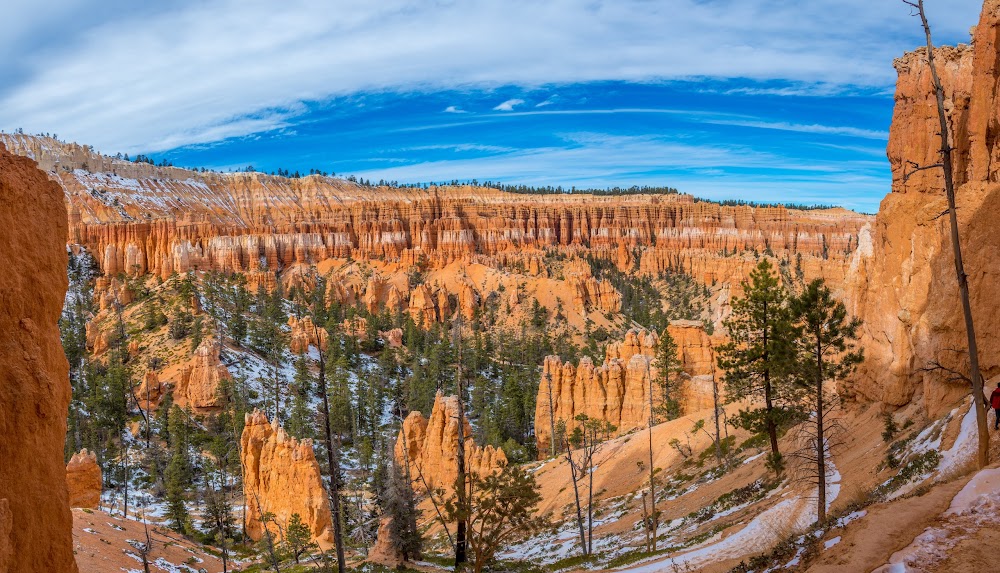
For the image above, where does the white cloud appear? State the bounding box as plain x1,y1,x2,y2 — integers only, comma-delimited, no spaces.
443,105,466,113
0,0,980,152
492,98,525,111
705,119,889,140
535,95,558,107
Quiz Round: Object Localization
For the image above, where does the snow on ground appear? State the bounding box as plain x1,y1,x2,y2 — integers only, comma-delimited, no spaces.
936,399,979,477
619,457,841,572
875,466,1000,573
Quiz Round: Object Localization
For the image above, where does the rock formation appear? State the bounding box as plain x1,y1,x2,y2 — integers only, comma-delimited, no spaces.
0,133,867,306
289,315,328,354
65,450,102,509
849,0,1000,416
0,142,79,572
240,410,335,548
535,324,717,455
174,338,230,411
368,517,405,568
395,393,507,494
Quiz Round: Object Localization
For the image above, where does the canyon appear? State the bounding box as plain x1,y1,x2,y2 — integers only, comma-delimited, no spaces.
7,2,1000,570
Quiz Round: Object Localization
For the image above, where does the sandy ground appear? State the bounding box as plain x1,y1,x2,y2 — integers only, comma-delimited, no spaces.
73,508,235,573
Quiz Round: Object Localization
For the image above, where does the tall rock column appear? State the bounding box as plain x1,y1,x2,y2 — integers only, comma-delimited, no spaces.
849,0,1000,416
0,143,78,573
240,410,335,549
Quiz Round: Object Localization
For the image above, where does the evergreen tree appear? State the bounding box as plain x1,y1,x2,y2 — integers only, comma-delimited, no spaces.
165,405,193,532
789,279,863,523
716,259,799,475
284,513,315,564
653,328,682,421
384,460,422,561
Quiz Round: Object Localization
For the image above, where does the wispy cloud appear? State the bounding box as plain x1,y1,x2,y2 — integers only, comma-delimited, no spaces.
535,95,558,108
493,98,525,111
0,0,980,152
443,105,466,113
705,119,889,140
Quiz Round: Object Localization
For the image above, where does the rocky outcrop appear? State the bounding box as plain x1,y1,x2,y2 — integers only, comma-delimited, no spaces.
849,0,1000,416
395,393,507,493
240,410,335,548
368,517,405,568
289,315,328,354
535,324,717,455
174,339,230,411
380,328,404,348
65,450,102,509
0,142,78,572
564,259,622,313
137,370,166,411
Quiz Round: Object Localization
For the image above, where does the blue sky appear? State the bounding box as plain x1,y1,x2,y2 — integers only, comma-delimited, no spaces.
1,0,985,213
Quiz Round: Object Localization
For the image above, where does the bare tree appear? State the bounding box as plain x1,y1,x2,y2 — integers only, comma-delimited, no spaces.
901,0,989,467
452,316,469,569
312,322,347,572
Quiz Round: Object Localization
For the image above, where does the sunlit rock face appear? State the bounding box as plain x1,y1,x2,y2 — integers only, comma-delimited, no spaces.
66,450,102,509
394,392,507,494
848,0,1000,417
240,410,335,549
534,323,718,457
0,142,78,573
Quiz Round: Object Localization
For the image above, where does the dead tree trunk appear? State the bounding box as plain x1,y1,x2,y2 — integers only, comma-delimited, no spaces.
314,325,347,572
453,320,468,568
904,0,989,468
645,361,657,552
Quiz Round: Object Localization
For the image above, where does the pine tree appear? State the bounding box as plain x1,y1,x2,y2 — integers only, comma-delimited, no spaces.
164,405,193,532
653,328,681,421
284,513,315,564
384,460,422,561
789,279,863,523
716,259,799,475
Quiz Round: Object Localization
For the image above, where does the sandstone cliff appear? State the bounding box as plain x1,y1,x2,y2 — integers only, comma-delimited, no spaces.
0,133,867,306
395,393,507,494
535,324,717,455
65,450,102,509
0,143,78,573
849,0,1000,416
240,410,335,548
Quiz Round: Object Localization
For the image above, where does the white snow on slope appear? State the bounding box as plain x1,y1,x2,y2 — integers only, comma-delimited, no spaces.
875,466,1000,573
621,457,841,572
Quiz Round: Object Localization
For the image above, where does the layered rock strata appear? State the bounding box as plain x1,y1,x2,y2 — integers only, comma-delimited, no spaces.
65,450,102,509
240,410,335,548
849,0,1000,416
535,324,717,455
0,143,79,573
0,133,867,302
395,392,507,493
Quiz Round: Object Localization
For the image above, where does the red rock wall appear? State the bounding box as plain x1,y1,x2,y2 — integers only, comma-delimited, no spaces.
0,143,78,573
849,0,1000,416
0,134,867,299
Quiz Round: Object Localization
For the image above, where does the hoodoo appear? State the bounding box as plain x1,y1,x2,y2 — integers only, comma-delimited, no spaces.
0,143,78,572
